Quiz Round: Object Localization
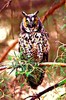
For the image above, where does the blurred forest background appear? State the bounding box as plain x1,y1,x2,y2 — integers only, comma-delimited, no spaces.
0,0,66,62
0,0,66,100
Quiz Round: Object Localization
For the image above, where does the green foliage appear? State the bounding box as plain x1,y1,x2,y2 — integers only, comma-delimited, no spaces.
56,45,66,63
8,44,66,87
8,55,13,60
55,79,66,100
57,58,64,63
60,46,65,52
9,49,44,88
60,67,66,77
61,24,66,30
20,83,25,88
46,44,66,82
59,79,66,86
0,43,66,99
56,93,66,100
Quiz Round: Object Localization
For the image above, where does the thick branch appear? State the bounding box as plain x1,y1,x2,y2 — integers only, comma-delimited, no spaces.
0,62,66,71
41,0,65,23
39,62,66,67
0,39,18,63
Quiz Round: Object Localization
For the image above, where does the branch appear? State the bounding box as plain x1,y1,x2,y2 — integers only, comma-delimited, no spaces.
41,0,65,23
0,39,18,63
0,0,12,13
0,65,7,70
39,62,66,67
25,78,66,100
0,62,66,71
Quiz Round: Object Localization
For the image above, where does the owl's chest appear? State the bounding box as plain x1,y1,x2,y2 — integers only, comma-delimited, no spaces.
20,32,43,49
19,31,50,62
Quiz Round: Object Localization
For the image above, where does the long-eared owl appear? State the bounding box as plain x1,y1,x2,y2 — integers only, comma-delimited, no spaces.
19,11,50,62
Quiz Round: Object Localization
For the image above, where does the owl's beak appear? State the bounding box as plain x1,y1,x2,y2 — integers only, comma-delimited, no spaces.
30,22,33,28
28,22,34,28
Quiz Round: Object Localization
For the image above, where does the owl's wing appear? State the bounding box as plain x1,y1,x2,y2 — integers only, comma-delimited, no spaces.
44,31,49,40
41,28,50,62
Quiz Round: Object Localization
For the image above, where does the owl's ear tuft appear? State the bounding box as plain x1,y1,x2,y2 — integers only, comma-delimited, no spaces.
22,11,28,17
33,11,39,16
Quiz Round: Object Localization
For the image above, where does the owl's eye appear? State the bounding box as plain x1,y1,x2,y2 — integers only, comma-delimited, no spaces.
34,18,37,25
32,16,38,24
26,18,30,26
26,18,30,22
32,17,34,21
34,21,37,24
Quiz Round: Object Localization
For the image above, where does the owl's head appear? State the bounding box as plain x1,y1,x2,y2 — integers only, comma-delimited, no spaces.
21,11,42,33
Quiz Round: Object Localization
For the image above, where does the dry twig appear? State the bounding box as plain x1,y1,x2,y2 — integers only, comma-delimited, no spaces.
0,89,4,99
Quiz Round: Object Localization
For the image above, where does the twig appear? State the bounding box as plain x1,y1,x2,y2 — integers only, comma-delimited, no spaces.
25,78,66,100
0,89,4,99
0,39,18,63
0,0,12,13
55,41,66,46
54,45,63,62
54,42,66,62
0,65,7,70
41,0,65,23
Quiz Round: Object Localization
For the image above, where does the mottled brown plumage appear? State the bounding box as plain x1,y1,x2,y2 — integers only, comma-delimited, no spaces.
19,11,50,89
19,11,50,62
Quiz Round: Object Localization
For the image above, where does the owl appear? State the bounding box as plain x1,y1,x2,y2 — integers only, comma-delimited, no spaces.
19,11,50,62
19,11,50,89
